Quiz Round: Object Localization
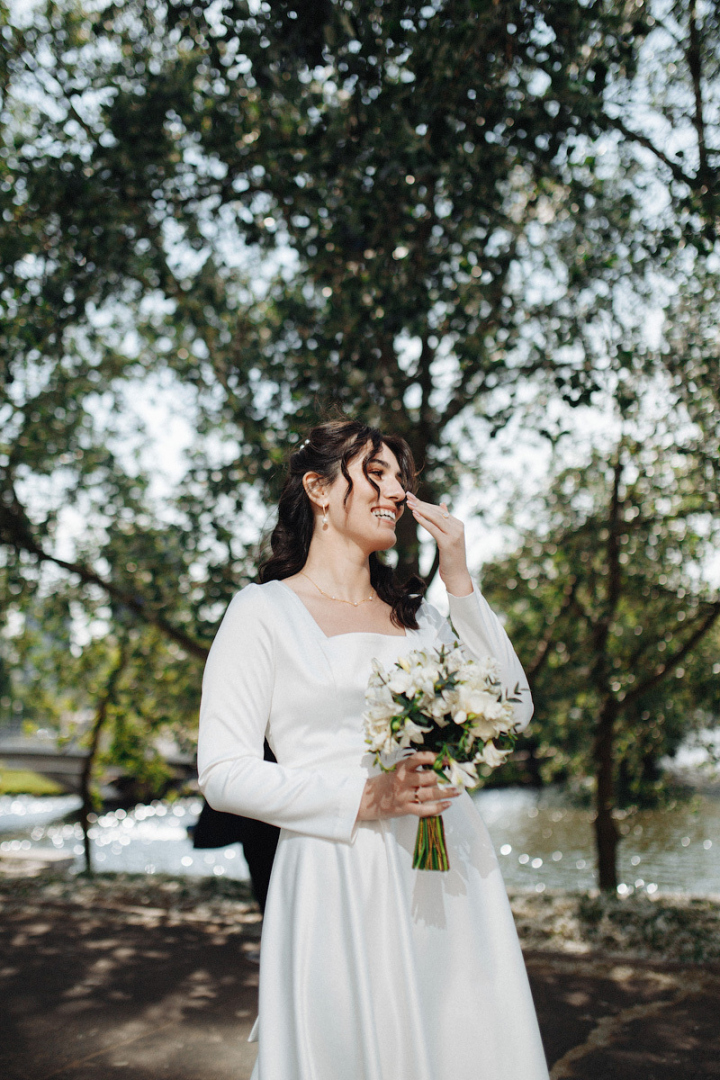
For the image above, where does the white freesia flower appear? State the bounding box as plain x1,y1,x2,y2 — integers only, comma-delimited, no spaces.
382,652,439,700
422,692,453,724
456,685,505,721
470,716,504,741
364,683,396,717
478,741,512,768
365,646,523,793
441,684,459,705
387,667,414,695
398,717,431,748
500,701,517,730
463,654,501,683
444,646,465,673
364,710,399,755
409,676,434,700
410,663,439,695
443,758,478,788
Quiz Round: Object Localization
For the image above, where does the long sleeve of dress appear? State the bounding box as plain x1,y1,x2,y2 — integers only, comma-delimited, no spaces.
421,584,534,732
197,585,368,843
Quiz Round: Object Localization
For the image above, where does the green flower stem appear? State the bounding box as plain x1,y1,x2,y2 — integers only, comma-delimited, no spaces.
413,814,449,871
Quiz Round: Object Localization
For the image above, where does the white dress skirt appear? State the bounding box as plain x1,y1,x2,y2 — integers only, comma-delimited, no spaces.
198,579,549,1080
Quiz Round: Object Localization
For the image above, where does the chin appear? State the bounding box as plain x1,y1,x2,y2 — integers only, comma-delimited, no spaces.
370,533,397,553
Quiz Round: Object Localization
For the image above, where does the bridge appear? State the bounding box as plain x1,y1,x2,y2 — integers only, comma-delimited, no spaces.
0,740,197,796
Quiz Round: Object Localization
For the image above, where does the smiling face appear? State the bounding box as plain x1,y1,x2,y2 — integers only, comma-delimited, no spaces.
309,442,407,555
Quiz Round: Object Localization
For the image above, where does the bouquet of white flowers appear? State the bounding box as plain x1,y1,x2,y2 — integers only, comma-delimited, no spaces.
363,643,523,870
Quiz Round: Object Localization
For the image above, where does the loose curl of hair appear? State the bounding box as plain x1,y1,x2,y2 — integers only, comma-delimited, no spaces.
258,419,426,629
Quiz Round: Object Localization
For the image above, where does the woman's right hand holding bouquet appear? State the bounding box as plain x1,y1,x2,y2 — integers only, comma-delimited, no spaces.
356,751,460,822
358,644,523,869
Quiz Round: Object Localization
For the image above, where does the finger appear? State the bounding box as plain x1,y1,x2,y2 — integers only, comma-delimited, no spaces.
412,770,449,789
426,783,460,798
407,503,451,545
406,494,453,525
404,752,437,768
409,503,449,529
407,781,460,803
410,510,444,544
411,799,456,818
397,759,430,783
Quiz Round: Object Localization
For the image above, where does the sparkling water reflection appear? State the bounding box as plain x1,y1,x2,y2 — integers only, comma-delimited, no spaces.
474,787,720,896
1,788,718,895
0,795,250,880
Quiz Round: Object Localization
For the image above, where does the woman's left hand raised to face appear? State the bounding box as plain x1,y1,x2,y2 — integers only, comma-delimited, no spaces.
405,493,473,598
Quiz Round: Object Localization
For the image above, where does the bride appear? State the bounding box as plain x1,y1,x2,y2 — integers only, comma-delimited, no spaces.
197,418,549,1080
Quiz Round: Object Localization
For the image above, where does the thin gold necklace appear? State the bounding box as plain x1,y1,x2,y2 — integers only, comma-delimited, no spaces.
300,571,375,608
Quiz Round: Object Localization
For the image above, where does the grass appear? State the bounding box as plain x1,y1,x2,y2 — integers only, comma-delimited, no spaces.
1,871,718,964
0,872,258,921
0,768,64,796
509,888,720,964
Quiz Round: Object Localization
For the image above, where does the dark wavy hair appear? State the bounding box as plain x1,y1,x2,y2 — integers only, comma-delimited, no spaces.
258,419,426,629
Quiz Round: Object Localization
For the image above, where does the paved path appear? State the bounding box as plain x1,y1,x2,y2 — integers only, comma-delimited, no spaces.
2,891,719,1079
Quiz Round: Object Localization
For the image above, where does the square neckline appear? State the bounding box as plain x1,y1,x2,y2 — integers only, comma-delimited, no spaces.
273,580,409,640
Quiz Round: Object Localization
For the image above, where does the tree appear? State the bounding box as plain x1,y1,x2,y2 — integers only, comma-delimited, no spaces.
482,429,720,890
2,581,205,868
0,0,662,588
1,0,718,796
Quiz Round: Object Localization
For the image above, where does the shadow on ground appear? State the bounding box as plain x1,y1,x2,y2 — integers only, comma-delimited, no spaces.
529,953,720,1079
1,893,260,1080
2,882,720,1079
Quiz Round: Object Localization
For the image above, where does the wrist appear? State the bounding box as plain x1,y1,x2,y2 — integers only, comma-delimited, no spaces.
356,775,386,822
356,779,372,822
440,571,473,598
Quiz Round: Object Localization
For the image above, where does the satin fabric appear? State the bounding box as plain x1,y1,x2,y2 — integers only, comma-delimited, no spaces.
198,581,549,1080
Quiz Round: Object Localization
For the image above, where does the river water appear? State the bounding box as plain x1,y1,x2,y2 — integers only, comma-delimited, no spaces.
1,787,718,896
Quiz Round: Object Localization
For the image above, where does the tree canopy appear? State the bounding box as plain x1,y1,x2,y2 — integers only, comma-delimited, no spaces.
482,411,720,886
1,1,718,887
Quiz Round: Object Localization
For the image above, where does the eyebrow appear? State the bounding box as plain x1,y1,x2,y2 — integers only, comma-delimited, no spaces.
370,457,404,481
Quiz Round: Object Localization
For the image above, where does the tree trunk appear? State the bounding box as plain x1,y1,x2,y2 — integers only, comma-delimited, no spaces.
79,641,130,875
593,695,619,891
591,459,623,892
78,748,98,877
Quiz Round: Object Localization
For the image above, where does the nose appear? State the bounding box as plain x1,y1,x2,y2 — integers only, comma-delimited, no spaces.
384,476,406,504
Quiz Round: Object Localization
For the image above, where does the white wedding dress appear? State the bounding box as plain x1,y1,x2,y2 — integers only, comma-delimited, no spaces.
198,580,549,1080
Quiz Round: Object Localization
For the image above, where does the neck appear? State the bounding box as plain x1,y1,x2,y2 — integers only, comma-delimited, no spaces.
302,535,373,601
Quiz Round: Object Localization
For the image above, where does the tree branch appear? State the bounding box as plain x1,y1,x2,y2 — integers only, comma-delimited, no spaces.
687,0,709,184
622,603,720,707
526,575,579,691
0,487,210,660
589,457,624,667
604,115,694,189
40,549,210,660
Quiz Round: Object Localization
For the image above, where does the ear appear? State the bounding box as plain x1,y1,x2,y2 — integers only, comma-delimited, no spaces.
302,472,328,509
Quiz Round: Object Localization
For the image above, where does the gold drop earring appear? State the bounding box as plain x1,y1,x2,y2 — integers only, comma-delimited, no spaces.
322,504,329,529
